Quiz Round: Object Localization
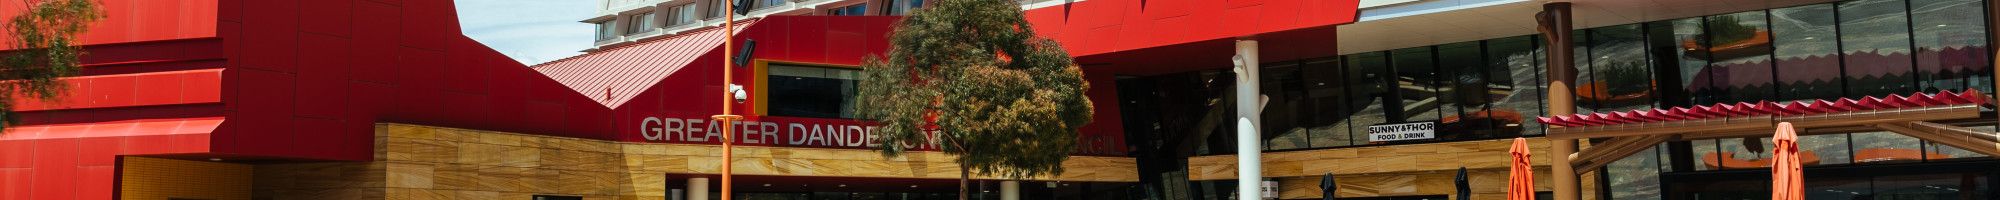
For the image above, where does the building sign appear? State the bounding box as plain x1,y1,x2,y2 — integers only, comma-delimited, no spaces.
638,115,942,151
1367,122,1435,142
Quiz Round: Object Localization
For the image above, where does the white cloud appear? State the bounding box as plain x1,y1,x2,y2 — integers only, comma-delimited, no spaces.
455,0,595,66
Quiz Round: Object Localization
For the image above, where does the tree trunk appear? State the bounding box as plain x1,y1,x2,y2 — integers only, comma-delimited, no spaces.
960,164,970,200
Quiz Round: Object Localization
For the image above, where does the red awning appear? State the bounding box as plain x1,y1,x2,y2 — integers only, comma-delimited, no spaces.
1538,90,1990,127
0,117,223,140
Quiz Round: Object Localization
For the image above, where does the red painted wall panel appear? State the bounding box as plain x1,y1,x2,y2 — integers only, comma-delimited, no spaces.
0,0,219,46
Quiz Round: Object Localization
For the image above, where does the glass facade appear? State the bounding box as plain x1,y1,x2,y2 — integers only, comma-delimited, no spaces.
1109,0,1998,199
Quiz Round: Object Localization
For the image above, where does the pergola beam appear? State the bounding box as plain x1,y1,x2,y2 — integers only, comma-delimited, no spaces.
1567,134,1675,175
1872,121,2000,157
1547,116,1772,140
1547,105,1982,140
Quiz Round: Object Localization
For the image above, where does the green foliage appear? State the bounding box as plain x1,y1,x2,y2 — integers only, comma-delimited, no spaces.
1,0,102,127
855,0,1093,179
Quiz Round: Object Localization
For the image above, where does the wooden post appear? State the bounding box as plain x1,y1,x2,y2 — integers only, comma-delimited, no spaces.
1536,2,1580,200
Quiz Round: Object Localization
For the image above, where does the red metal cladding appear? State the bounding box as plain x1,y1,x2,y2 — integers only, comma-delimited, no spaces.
1539,89,1993,127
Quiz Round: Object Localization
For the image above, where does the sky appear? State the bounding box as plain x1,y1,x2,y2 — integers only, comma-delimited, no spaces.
454,0,596,66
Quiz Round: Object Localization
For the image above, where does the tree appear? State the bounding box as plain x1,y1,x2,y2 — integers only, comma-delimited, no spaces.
854,0,1092,199
1,0,102,127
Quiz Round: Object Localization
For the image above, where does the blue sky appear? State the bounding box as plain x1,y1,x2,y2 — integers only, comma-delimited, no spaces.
455,0,595,66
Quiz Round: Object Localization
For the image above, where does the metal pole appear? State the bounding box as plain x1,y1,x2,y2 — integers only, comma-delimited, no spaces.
1233,39,1263,200
713,3,742,200
1536,2,1580,200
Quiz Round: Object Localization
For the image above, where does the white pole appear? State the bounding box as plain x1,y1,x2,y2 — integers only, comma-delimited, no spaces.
1233,39,1263,200
688,177,710,200
1000,181,1021,200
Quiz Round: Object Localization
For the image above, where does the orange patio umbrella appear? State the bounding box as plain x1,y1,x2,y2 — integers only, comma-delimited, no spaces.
1771,122,1803,200
1507,137,1535,200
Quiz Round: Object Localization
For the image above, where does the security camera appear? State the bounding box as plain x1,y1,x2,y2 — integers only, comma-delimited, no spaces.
729,84,747,103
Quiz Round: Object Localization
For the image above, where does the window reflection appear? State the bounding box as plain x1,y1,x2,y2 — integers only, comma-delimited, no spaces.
1910,0,1992,93
1587,24,1657,111
1771,4,1845,101
1839,0,1918,98
1438,42,1484,139
1303,59,1355,148
768,64,861,119
1607,145,1665,200
1392,47,1441,123
1705,11,1776,103
1346,53,1394,145
1262,64,1310,150
1486,36,1545,136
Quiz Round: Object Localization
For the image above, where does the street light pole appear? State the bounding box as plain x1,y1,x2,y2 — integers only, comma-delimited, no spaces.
712,3,743,200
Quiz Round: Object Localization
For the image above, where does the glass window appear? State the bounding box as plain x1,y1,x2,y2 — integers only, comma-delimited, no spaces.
1485,36,1544,136
1302,58,1354,148
1587,24,1657,111
627,11,655,34
1437,41,1484,139
1716,137,1775,169
1607,146,1663,200
1572,29,1597,113
1838,0,1917,98
1692,139,1720,171
1345,52,1392,145
1391,47,1440,123
668,4,699,26
1771,4,1845,101
594,21,617,41
1652,18,1719,105
1705,11,1776,102
708,0,727,19
768,64,861,119
1798,133,1851,166
1910,0,1991,93
754,0,786,10
1850,131,1923,164
827,3,867,16
1262,63,1310,150
885,0,925,15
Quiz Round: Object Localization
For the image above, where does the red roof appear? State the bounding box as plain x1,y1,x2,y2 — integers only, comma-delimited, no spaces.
530,20,759,108
1538,90,1991,127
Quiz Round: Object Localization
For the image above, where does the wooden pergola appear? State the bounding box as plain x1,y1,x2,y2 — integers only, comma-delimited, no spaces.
1537,90,2000,175
1532,2,2000,199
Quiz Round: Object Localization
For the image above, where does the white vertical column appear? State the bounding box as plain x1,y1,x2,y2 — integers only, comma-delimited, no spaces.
688,177,710,200
1000,181,1021,200
1233,39,1263,200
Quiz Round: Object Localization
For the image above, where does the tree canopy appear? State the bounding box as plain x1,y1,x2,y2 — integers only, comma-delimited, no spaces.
855,0,1093,180
1,0,102,127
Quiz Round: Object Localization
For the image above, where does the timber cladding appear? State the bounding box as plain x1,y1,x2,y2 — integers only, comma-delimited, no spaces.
248,123,1137,200
1187,138,1604,200
120,157,255,200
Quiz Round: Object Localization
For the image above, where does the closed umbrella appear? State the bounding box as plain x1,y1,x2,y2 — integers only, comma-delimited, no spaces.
1456,167,1471,200
1320,173,1337,200
1771,122,1803,200
1507,138,1535,200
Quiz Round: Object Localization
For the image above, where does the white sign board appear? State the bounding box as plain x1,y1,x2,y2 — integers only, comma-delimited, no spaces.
1368,122,1436,142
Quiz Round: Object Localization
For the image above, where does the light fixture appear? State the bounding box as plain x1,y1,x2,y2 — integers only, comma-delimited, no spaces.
763,184,772,187
208,158,223,161
838,184,847,187
909,185,918,188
